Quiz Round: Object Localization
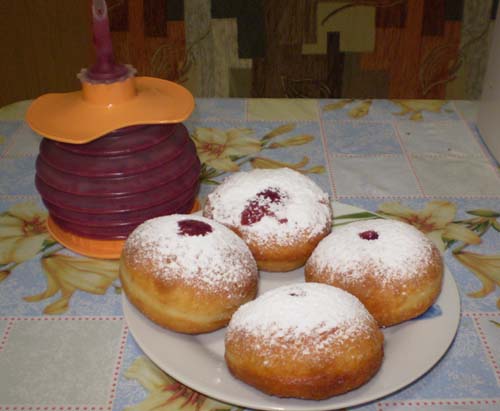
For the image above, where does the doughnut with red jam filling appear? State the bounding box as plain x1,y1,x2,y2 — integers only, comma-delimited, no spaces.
120,215,258,333
203,168,332,272
305,219,443,327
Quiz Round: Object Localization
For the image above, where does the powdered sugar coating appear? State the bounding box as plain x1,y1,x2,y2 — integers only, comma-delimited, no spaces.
124,214,257,294
205,168,332,246
308,219,435,285
227,283,374,356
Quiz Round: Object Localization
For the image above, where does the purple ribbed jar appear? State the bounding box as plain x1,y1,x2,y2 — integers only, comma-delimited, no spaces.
35,123,200,239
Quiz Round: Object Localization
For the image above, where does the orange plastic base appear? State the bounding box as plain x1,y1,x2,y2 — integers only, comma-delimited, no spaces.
47,199,201,259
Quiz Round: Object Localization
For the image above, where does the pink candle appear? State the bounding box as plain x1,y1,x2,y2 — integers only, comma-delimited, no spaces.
87,0,128,81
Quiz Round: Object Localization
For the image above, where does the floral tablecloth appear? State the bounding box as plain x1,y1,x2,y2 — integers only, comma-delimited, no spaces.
0,98,499,411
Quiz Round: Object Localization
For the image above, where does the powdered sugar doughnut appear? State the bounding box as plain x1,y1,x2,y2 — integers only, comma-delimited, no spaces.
305,219,443,327
225,283,383,399
203,168,332,272
120,215,258,334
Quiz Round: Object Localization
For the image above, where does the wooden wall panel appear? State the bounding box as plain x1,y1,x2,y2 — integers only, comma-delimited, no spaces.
376,1,406,27
420,21,462,98
0,0,91,107
1,0,496,102
422,0,446,35
388,0,424,98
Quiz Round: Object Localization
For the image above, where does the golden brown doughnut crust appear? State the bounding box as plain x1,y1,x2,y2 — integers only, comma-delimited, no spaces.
305,244,443,327
225,320,384,399
119,215,259,334
204,199,331,272
232,224,331,272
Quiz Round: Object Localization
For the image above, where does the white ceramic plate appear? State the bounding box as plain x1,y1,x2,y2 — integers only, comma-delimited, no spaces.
122,202,461,411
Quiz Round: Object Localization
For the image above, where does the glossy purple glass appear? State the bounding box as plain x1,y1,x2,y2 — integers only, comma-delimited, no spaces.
35,123,201,239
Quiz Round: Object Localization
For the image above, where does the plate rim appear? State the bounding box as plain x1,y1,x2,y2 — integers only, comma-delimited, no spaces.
122,268,460,411
121,202,461,411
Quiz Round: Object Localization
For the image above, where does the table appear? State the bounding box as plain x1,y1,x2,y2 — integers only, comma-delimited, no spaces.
0,98,499,411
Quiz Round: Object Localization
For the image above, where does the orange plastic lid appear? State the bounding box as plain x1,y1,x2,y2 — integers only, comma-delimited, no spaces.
47,198,201,259
26,76,195,144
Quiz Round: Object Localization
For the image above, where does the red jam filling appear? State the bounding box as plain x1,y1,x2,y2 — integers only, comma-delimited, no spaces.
258,189,282,203
358,230,379,240
178,219,213,236
240,188,287,226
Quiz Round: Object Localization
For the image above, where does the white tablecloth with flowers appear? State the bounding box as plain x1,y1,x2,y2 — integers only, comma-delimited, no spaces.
0,98,499,411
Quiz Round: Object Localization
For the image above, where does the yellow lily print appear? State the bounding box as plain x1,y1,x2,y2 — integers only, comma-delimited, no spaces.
379,201,500,310
391,99,448,121
348,100,372,119
124,356,239,411
251,156,325,174
454,251,500,309
192,127,261,172
323,99,353,112
24,253,119,315
461,209,500,232
378,201,480,251
322,99,372,119
260,123,296,139
0,201,120,314
268,134,314,148
197,123,325,184
0,202,53,273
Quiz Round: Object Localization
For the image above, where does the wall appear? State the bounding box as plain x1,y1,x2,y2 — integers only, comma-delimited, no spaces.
0,0,498,105
0,0,91,107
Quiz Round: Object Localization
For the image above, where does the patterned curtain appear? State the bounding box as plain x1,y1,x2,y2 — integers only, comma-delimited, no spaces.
107,0,498,99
